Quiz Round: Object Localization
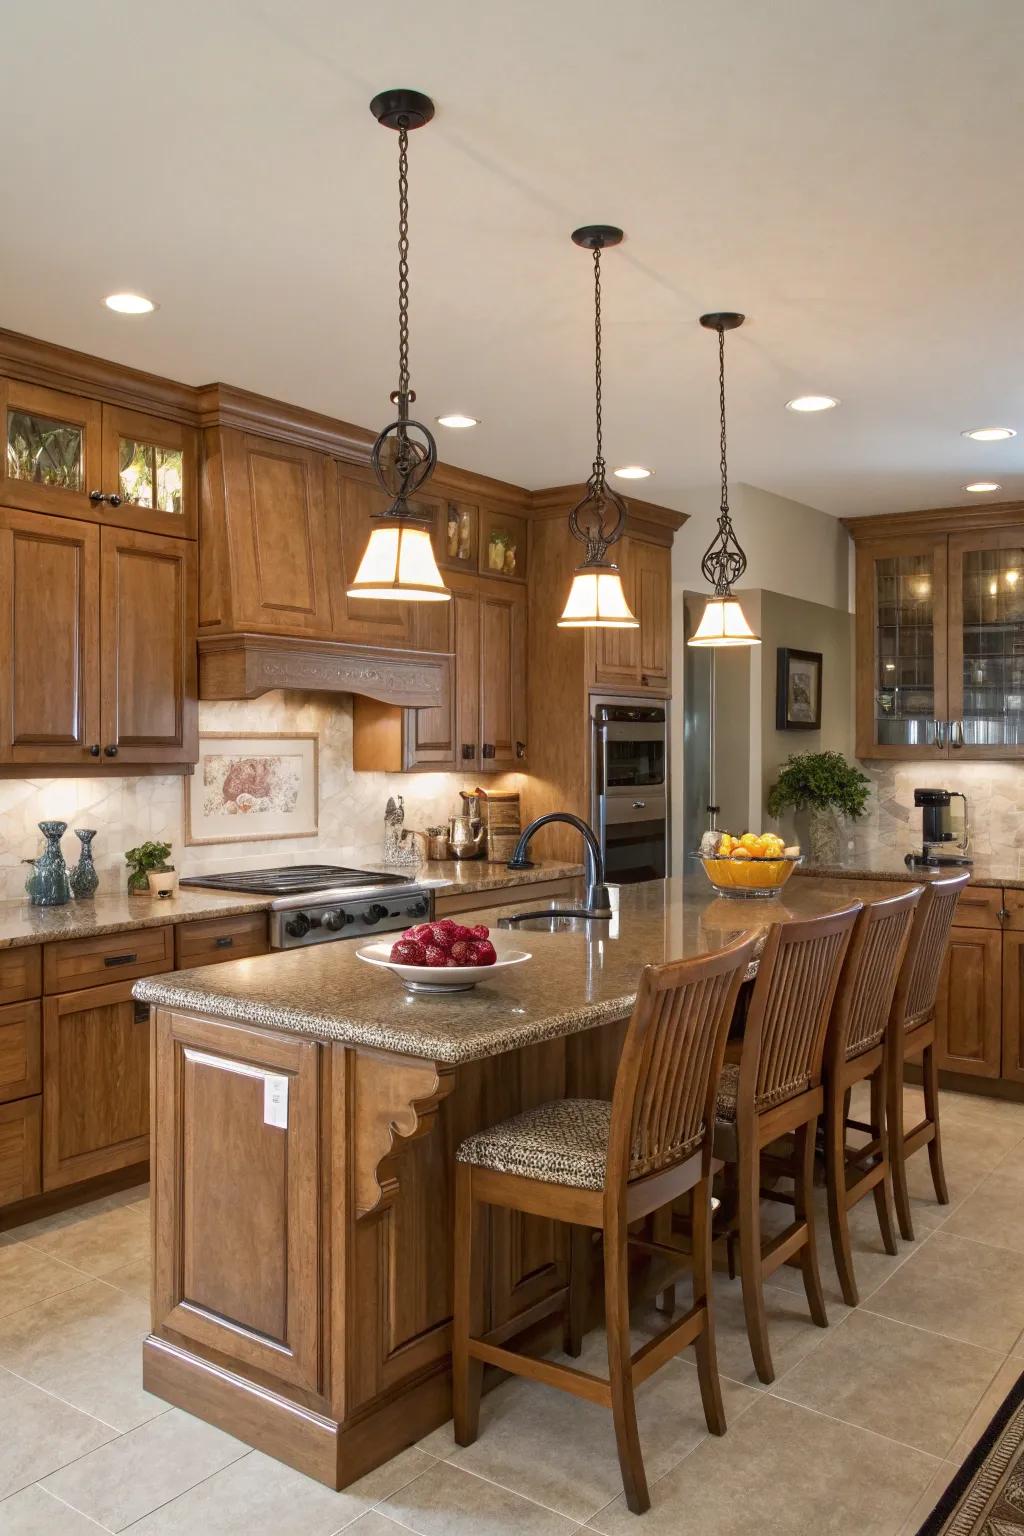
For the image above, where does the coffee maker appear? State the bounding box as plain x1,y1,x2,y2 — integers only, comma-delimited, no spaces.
905,788,972,869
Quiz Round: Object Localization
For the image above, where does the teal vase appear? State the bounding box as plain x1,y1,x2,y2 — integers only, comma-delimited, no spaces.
70,829,99,900
31,821,71,907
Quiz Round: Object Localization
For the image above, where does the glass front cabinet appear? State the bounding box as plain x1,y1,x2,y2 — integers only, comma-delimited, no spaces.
0,382,196,538
855,520,1024,759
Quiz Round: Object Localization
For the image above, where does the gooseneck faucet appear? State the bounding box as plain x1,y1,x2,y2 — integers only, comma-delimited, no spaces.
506,813,612,917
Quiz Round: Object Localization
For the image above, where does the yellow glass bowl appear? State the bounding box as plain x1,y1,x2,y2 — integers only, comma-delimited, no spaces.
695,853,801,899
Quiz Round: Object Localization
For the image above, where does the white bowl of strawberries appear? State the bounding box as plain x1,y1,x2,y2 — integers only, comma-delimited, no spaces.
355,919,531,993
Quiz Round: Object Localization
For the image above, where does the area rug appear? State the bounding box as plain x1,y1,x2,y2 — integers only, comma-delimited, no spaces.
918,1370,1024,1534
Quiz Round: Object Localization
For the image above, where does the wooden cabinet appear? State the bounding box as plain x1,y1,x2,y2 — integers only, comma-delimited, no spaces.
0,512,197,770
0,1000,41,1103
43,925,173,994
327,470,413,647
42,979,152,1189
934,927,1002,1077
590,538,672,693
353,577,525,774
851,511,1024,759
174,912,269,969
1001,932,1024,1084
0,1097,41,1206
0,509,100,765
0,381,196,538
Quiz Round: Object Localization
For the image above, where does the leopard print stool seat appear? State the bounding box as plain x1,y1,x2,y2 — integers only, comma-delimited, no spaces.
457,1099,613,1191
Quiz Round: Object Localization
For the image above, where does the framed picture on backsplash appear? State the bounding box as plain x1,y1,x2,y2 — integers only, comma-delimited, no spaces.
776,648,823,730
184,733,319,845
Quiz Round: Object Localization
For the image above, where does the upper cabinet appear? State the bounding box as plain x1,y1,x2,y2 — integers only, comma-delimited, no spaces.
590,537,672,693
0,381,197,538
852,509,1024,759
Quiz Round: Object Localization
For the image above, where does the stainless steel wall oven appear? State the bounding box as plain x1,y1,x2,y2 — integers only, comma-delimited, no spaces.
591,698,669,884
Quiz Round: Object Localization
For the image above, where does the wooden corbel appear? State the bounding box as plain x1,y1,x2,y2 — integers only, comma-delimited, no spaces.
351,1050,456,1219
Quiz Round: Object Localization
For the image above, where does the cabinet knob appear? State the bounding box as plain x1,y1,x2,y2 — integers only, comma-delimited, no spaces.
461,743,475,760
104,744,119,757
89,490,122,507
482,743,495,760
515,741,527,760
88,744,101,757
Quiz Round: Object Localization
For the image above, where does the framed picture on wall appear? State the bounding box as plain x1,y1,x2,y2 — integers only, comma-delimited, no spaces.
185,733,319,845
776,648,823,730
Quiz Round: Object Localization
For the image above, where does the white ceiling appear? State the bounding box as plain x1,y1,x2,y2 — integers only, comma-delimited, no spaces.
3,0,1023,518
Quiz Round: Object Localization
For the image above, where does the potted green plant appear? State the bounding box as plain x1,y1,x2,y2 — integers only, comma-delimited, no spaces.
124,840,175,896
766,751,871,863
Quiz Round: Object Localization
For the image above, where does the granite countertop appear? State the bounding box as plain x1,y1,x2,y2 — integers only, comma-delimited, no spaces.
0,860,583,950
797,849,1024,889
134,873,915,1066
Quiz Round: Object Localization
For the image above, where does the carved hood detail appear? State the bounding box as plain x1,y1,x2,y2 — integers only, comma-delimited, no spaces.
198,634,450,708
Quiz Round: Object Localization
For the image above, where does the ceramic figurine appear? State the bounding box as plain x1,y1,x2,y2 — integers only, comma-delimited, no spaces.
69,828,100,899
383,795,419,867
30,821,72,906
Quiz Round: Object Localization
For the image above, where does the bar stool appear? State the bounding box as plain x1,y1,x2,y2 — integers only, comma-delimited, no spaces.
886,870,970,1240
713,902,861,1385
822,885,923,1306
451,932,759,1516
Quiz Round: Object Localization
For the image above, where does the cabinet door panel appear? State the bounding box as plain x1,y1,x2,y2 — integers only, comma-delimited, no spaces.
0,1097,41,1207
635,541,671,687
402,589,466,771
591,540,641,687
224,434,334,634
948,527,1024,758
934,927,1001,1077
101,405,198,539
854,535,948,759
153,1010,321,1394
478,588,526,772
100,527,197,764
0,381,102,520
0,999,41,1103
42,980,150,1189
1001,932,1024,1083
328,469,412,646
0,509,100,763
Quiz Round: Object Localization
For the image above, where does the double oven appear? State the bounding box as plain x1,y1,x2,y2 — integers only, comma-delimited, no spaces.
590,697,669,884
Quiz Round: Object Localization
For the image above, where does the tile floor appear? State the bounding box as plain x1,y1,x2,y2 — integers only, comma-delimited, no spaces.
1,1083,1022,1534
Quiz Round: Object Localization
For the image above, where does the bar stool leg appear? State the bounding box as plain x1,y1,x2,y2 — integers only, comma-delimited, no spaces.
452,1163,484,1446
653,1204,677,1316
826,1083,860,1308
605,1212,649,1514
692,1178,726,1435
889,1039,915,1242
922,1039,950,1206
870,1061,899,1256
737,1135,775,1385
795,1120,829,1327
564,1224,590,1358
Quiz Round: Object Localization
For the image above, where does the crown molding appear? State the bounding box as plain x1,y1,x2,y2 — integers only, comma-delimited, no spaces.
843,499,1024,541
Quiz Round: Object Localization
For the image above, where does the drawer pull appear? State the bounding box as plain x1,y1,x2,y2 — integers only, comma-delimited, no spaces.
214,936,234,949
103,952,138,967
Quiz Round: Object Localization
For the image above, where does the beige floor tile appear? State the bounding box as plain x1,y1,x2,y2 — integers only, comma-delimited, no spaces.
0,1483,116,1535
348,1515,421,1536
0,1371,116,1499
16,1202,149,1281
420,1358,758,1522
766,1186,916,1304
101,1252,151,1303
863,1231,1024,1353
772,1308,1005,1457
944,1154,1024,1253
42,1406,250,1530
895,1460,960,1536
947,1357,1024,1464
378,1458,579,1536
586,1393,941,1536
0,1189,143,1246
0,1241,90,1318
702,1271,847,1388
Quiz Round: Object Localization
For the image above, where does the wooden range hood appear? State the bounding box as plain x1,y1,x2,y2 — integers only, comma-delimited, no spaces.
198,632,450,708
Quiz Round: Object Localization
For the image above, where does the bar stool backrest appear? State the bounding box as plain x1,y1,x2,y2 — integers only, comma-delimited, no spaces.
740,902,862,1115
827,886,923,1064
891,870,971,1032
606,932,759,1197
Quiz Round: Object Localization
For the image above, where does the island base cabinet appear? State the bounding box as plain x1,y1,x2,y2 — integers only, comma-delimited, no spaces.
933,927,1002,1078
0,1097,41,1205
42,981,151,1189
1001,932,1024,1084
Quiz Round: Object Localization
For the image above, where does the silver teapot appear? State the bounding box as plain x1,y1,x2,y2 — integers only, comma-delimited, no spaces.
448,814,485,860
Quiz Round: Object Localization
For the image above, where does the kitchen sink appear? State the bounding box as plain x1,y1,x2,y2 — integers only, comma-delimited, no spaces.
497,908,610,934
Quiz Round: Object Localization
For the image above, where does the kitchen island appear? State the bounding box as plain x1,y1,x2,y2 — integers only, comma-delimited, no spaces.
134,873,914,1489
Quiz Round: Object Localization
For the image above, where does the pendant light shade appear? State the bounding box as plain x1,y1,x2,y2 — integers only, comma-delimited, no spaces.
688,312,760,649
557,226,638,631
348,89,450,605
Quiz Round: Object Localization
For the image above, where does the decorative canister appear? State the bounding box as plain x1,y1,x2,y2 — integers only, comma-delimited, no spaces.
30,821,72,906
70,829,100,899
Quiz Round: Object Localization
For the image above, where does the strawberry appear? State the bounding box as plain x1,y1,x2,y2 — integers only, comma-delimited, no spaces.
389,939,426,966
423,944,449,968
407,923,434,944
469,924,489,940
449,939,476,964
472,939,497,966
447,923,473,942
428,922,455,950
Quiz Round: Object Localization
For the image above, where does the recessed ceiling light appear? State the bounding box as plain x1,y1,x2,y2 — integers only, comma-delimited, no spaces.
103,292,156,315
613,465,653,480
964,482,1002,494
962,426,1016,441
436,413,479,429
785,395,839,413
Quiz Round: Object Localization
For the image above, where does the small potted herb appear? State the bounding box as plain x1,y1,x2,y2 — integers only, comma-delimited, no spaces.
766,751,871,863
124,841,176,897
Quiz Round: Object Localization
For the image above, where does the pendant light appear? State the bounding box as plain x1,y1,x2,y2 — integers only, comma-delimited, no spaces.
348,89,450,603
557,227,639,629
688,313,760,647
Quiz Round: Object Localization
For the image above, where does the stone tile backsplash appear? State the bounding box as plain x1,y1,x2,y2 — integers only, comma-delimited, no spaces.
0,693,483,899
851,760,1024,861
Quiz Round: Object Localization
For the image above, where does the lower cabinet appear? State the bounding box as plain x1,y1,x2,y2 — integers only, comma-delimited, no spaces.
0,1097,41,1205
1001,933,1024,1084
935,927,1002,1078
42,979,151,1189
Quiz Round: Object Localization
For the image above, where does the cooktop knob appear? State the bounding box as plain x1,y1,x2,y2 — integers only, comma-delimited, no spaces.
323,911,345,931
285,913,311,938
362,903,390,925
